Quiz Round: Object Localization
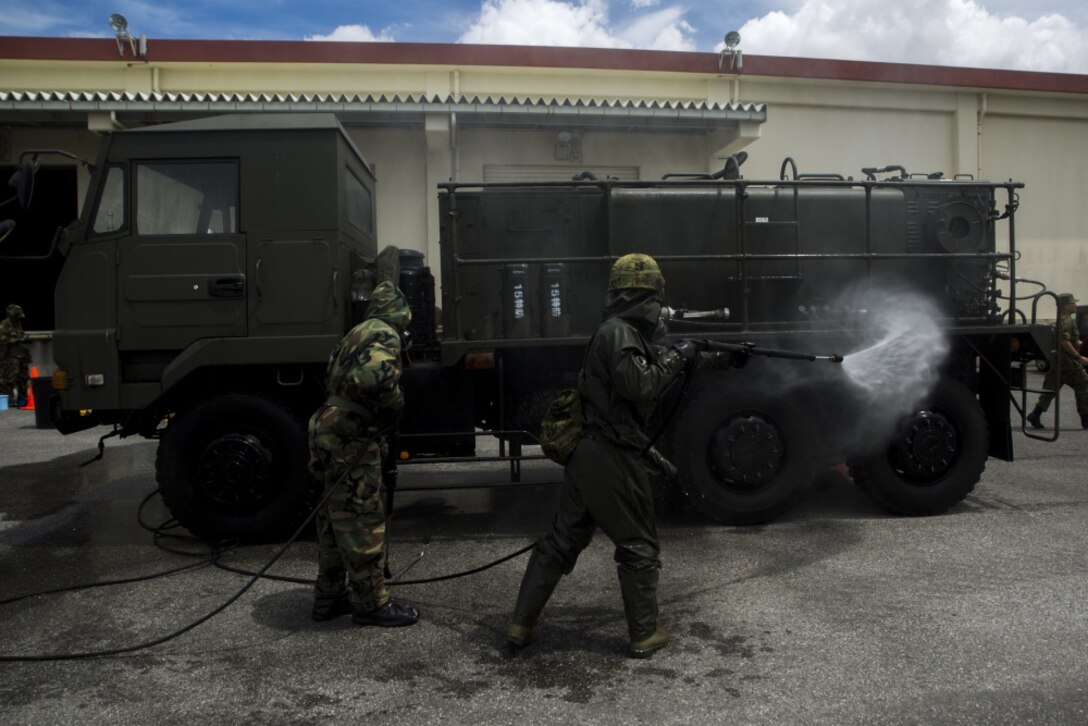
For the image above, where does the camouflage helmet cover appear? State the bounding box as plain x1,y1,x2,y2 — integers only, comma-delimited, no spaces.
366,280,412,333
6,304,24,319
1057,292,1078,306
608,253,665,293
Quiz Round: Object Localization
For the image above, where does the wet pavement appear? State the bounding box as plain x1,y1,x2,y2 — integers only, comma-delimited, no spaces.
2,374,1088,724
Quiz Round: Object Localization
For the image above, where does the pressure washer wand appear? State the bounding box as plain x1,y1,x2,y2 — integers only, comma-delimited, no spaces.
697,339,844,364
381,431,399,580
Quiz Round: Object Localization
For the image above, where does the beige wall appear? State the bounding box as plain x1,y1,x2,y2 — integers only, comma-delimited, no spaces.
747,103,955,180
984,113,1088,301
347,126,429,258
455,126,711,180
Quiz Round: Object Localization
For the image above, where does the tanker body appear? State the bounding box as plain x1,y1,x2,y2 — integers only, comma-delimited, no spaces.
428,170,1051,523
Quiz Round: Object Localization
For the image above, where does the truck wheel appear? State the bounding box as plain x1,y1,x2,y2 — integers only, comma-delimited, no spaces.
157,394,319,541
672,374,817,524
850,377,987,516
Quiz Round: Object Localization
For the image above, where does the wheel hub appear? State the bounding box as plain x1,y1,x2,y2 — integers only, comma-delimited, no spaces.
710,414,785,491
890,411,959,484
196,433,273,510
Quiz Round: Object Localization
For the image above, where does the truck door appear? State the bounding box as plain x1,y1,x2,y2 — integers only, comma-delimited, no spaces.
117,160,246,350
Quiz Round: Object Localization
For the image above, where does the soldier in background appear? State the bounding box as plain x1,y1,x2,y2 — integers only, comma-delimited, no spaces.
506,253,720,658
1027,292,1088,430
307,246,419,627
0,304,30,407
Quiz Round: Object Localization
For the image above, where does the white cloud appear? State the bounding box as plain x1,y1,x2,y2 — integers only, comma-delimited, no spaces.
621,6,696,51
457,0,695,50
458,0,625,47
307,24,396,42
731,0,1088,73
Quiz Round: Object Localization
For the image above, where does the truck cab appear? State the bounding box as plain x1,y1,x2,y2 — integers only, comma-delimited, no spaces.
45,115,376,538
52,114,375,431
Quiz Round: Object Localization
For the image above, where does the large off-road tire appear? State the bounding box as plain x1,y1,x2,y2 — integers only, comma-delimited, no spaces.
157,394,320,541
672,373,819,524
850,377,987,516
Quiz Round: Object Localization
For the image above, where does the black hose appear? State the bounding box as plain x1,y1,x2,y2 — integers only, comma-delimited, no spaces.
0,437,536,661
0,433,377,662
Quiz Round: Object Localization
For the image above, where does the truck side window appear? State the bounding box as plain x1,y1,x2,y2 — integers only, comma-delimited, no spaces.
92,165,126,234
136,161,238,235
345,168,373,235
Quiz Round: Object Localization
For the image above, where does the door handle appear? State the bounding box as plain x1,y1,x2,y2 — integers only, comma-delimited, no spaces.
208,276,246,298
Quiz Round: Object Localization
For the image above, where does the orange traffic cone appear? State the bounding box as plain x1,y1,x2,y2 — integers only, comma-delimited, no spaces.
21,366,38,410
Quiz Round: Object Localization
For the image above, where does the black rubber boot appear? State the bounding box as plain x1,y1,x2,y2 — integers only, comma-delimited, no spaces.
508,549,564,649
1026,407,1044,430
618,565,662,655
353,600,419,627
311,589,352,622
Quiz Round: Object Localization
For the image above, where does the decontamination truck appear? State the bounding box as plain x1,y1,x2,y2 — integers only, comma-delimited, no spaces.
1,114,1058,539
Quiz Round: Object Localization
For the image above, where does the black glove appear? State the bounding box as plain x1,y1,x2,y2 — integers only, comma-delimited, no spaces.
381,432,400,486
729,347,750,369
376,245,400,286
671,339,705,367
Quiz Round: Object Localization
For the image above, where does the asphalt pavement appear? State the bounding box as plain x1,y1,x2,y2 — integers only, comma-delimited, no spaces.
1,374,1087,725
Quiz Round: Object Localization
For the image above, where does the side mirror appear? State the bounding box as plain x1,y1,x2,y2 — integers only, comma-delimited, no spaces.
8,154,39,209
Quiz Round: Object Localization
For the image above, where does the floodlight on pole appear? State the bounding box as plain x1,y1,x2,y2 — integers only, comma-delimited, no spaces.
718,31,743,72
110,13,147,58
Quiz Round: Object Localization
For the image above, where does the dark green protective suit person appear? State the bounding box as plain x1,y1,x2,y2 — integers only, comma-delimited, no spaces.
307,246,419,627
1027,292,1088,430
0,304,30,406
506,253,693,658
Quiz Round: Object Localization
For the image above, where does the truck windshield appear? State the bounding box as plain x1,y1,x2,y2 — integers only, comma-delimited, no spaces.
136,161,238,235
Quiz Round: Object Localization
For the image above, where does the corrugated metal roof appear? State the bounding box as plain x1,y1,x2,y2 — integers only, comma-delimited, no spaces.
0,90,764,119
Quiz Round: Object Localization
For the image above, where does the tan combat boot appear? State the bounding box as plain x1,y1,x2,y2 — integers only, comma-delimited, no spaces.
506,623,534,650
629,626,669,658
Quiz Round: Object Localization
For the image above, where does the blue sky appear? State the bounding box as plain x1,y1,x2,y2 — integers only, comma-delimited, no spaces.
7,0,1088,73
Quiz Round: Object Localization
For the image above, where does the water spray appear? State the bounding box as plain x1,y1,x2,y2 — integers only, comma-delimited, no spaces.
836,294,948,397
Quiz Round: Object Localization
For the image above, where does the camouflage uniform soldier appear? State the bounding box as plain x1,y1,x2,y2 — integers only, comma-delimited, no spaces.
0,304,30,406
307,246,419,627
1027,293,1088,430
506,253,725,658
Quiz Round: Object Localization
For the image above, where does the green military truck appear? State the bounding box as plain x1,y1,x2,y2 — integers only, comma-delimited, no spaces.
3,114,1056,540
